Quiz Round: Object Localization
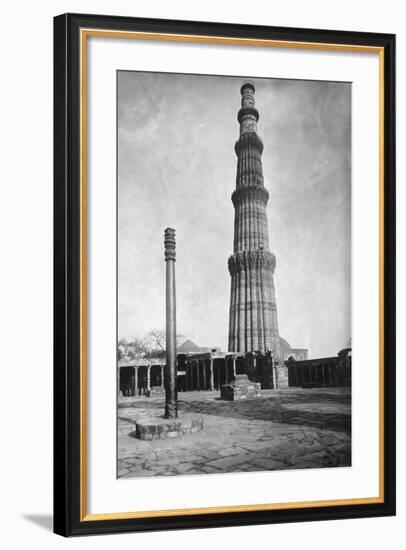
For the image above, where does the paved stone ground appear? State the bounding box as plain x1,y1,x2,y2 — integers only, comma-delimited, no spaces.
117,388,351,478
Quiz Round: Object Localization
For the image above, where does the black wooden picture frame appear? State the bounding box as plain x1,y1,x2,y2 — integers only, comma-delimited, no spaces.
54,12,396,537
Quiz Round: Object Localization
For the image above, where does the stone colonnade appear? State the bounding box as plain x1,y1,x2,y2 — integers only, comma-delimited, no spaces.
287,356,351,388
118,351,351,396
118,359,165,397
182,354,239,392
178,350,286,391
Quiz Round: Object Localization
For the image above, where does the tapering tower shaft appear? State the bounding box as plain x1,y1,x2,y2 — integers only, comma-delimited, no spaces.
228,82,281,357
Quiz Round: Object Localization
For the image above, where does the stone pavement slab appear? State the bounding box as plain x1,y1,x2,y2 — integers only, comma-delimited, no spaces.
117,388,351,478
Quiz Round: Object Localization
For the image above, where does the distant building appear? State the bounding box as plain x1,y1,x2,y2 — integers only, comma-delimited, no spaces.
177,339,221,354
279,337,309,361
177,338,306,360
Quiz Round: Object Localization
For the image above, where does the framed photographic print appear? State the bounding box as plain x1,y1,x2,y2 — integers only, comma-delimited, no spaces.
53,13,396,536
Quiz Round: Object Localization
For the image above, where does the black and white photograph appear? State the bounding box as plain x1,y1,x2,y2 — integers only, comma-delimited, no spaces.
0,0,399,544
117,71,352,479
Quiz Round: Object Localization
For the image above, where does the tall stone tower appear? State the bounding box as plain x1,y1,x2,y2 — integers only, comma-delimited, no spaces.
228,81,282,358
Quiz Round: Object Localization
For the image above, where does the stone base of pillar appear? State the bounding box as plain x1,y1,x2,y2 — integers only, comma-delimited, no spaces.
135,414,203,440
220,374,261,401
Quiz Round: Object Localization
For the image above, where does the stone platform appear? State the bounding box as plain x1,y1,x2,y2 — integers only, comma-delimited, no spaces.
135,413,203,440
220,374,261,401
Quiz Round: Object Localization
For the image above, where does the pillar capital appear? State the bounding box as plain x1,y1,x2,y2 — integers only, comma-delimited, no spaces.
164,227,176,261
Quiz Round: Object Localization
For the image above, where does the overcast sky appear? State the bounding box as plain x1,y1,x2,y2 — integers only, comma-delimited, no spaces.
117,71,351,358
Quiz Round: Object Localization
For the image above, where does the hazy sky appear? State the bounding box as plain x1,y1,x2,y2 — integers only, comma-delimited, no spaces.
117,71,351,358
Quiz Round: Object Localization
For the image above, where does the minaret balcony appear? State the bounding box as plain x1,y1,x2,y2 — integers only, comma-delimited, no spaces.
237,106,259,124
231,184,269,207
228,250,276,274
234,132,264,155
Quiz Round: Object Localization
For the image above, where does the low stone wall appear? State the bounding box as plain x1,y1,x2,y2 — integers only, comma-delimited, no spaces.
287,355,351,388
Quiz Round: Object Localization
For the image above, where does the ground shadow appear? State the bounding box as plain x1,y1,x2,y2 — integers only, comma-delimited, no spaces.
22,514,53,532
181,400,351,433
119,389,351,434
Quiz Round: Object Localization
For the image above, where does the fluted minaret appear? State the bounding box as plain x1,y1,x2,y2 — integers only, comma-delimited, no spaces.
228,81,282,357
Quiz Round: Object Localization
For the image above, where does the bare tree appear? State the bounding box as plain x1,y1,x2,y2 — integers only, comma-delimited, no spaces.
148,329,165,351
147,329,184,353
119,331,185,359
127,336,149,359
